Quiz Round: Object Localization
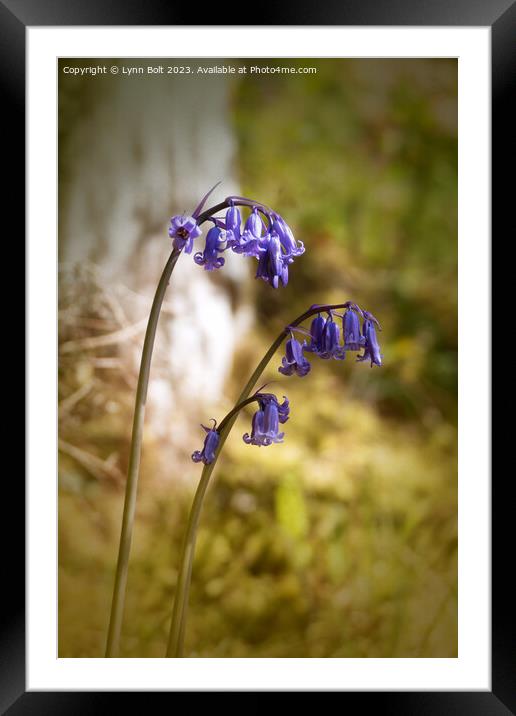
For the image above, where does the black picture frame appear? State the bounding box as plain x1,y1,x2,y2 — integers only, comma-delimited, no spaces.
8,0,507,711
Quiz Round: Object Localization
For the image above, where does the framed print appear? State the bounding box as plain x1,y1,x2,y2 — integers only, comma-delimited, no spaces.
8,0,509,710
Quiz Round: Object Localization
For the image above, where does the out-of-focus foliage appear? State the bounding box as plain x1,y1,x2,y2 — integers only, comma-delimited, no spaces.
59,59,457,658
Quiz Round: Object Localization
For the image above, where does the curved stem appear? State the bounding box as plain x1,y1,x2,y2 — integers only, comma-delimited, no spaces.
217,395,262,433
165,301,355,657
104,195,275,657
105,248,181,656
195,196,277,225
165,333,286,658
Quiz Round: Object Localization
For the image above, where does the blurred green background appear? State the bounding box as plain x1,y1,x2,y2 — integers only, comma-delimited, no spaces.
59,59,457,657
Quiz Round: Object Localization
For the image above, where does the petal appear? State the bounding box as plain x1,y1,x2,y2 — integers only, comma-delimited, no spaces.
245,208,264,238
226,205,242,234
263,403,280,436
184,237,195,254
278,360,295,376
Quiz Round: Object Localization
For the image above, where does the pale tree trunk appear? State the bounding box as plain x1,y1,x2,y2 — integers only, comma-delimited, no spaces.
59,63,250,475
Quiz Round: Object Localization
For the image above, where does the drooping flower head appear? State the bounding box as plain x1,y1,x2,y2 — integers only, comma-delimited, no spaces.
194,225,225,271
173,188,304,289
271,214,305,257
229,206,271,258
224,203,242,246
191,422,220,465
343,306,365,351
255,232,290,288
243,393,290,447
357,311,382,367
279,305,383,380
319,316,346,360
241,208,303,288
279,336,311,377
304,314,327,354
244,207,266,239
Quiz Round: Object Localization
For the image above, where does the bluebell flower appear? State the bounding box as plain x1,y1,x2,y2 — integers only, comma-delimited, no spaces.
242,407,274,446
304,314,327,354
320,317,346,360
224,204,242,247
230,207,268,257
255,232,290,288
194,225,225,271
231,228,267,258
243,394,290,446
271,214,305,257
169,214,202,254
244,207,266,238
278,336,311,377
343,308,365,351
191,423,220,465
357,312,382,367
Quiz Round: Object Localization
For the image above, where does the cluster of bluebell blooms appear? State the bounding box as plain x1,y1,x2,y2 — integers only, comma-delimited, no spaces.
182,190,382,468
191,393,289,465
169,197,304,289
191,305,382,466
280,304,382,377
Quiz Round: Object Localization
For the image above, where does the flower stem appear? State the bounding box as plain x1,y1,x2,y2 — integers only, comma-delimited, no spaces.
165,301,354,657
104,196,277,657
165,333,286,658
105,247,181,657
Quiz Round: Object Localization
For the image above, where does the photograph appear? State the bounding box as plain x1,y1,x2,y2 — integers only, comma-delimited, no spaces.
57,57,458,659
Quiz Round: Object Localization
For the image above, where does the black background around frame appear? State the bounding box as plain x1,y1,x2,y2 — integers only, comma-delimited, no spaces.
4,0,510,712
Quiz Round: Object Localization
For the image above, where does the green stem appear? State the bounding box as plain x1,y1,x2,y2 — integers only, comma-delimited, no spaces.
104,196,258,657
105,248,181,657
165,301,354,657
165,332,286,658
